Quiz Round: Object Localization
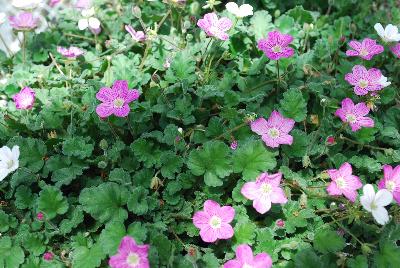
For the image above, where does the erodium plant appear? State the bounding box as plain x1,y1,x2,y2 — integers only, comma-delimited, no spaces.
1,1,400,267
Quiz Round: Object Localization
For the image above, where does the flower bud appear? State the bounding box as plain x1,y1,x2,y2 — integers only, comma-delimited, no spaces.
97,161,107,169
132,6,142,18
230,140,238,150
276,219,285,228
43,252,54,261
99,139,108,150
361,243,372,255
150,176,163,190
327,136,335,145
36,212,44,221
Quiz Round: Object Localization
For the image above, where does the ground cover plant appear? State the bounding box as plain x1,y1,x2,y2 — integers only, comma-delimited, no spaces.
1,0,400,267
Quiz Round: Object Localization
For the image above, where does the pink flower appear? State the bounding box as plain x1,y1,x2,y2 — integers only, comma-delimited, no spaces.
250,110,295,148
109,236,150,268
335,98,374,132
223,244,272,268
36,212,44,221
390,42,400,58
192,200,235,243
95,80,140,118
197,13,233,41
49,0,61,7
125,25,146,42
241,172,287,214
43,252,54,261
326,162,362,202
9,12,38,31
257,31,294,60
57,46,84,59
378,165,400,205
13,87,35,110
344,65,383,95
345,38,384,60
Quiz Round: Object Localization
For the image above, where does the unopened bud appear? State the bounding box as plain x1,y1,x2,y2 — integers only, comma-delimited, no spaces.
97,161,107,169
132,6,142,18
99,139,108,150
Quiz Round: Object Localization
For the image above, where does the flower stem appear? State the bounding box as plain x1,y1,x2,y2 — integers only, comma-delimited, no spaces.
22,31,26,65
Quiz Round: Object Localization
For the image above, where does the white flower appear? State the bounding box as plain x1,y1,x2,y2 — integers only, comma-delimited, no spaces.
0,13,6,25
11,0,42,9
379,75,391,88
374,23,400,42
0,145,20,181
360,184,393,225
225,2,253,18
78,8,101,31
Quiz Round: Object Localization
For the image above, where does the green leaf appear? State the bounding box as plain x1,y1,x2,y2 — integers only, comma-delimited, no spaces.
349,155,382,173
287,6,315,23
98,221,126,255
72,244,105,268
314,228,345,253
62,136,94,159
232,140,277,180
8,137,46,172
127,222,148,244
282,130,308,158
294,248,322,267
250,10,273,41
23,233,45,256
37,185,69,220
127,186,151,215
374,242,400,267
0,211,11,232
347,255,368,268
59,207,84,235
0,236,25,268
79,182,128,223
158,151,183,179
279,88,307,122
14,185,36,209
234,222,257,245
131,138,161,168
51,165,87,186
165,49,197,84
187,141,232,187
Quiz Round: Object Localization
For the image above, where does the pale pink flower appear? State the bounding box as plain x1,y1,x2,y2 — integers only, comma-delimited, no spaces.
223,244,272,268
390,42,400,58
241,172,287,214
13,87,35,110
125,25,146,42
250,110,295,148
378,165,400,205
109,236,150,268
276,219,285,228
57,46,84,59
346,38,384,60
257,31,294,60
197,13,233,41
95,80,140,118
192,200,235,243
230,140,238,150
326,162,362,202
335,98,374,132
344,65,383,95
75,0,91,9
9,12,38,31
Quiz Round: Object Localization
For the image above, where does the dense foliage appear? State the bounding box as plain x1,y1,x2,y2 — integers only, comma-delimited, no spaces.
1,0,400,267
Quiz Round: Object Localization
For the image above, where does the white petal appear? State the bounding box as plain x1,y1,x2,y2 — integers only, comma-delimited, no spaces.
78,19,89,30
372,206,390,225
82,7,95,17
360,184,375,211
225,2,239,15
0,168,9,181
0,146,12,162
239,4,253,17
374,23,385,37
88,17,100,29
375,189,393,207
12,145,20,161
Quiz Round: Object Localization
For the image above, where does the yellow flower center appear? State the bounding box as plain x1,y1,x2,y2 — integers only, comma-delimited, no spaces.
126,253,140,266
7,160,14,169
268,128,280,138
358,79,369,88
209,216,222,229
336,177,346,189
359,48,369,57
261,183,272,194
346,114,357,123
113,98,124,108
386,181,396,192
272,45,282,53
